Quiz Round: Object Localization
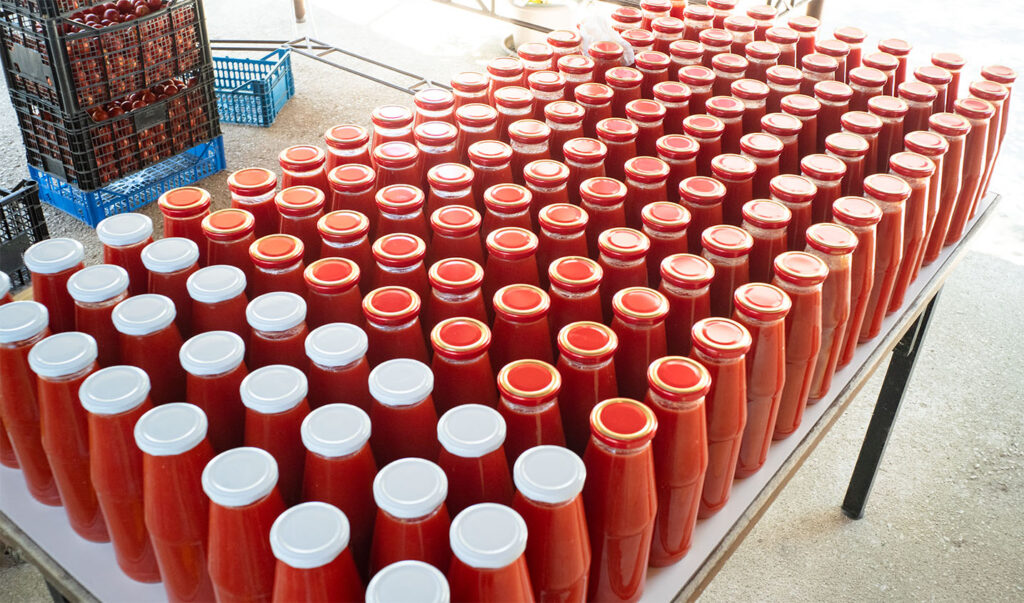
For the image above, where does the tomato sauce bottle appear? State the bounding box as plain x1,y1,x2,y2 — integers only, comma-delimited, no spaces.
371,457,451,573
769,173,818,250
746,4,776,41
833,25,866,72
523,159,571,224
512,445,590,602
887,152,936,313
327,163,377,222
765,64,802,113
724,14,755,56
903,131,949,279
641,202,690,286
279,145,329,200
597,227,651,320
375,184,430,242
771,252,829,438
898,81,938,135
579,177,628,252
67,264,129,367
368,358,439,464
227,168,279,240
765,27,798,68
780,94,821,162
596,118,640,182
370,233,429,300
452,71,489,108
689,317,751,516
741,199,792,284
96,212,153,296
508,120,553,183
622,156,670,230
246,291,309,372
324,124,371,172
760,111,802,175
305,323,371,411
730,284,790,478
588,41,627,85
583,398,658,603
80,365,160,582
682,114,726,178
815,39,850,84
319,210,373,279
557,54,597,103
635,51,671,99
711,54,748,101
24,238,84,333
28,332,108,541
142,237,200,336
430,206,484,266
701,224,754,317
832,196,882,368
867,95,910,175
112,294,186,406
555,321,619,456
366,561,450,602
437,404,514,515
303,257,362,330
425,258,487,330
158,187,211,267
969,80,1007,213
483,228,541,302
980,65,1015,160
945,98,995,244
373,142,423,190
699,30,732,70
745,40,780,83
134,403,216,603
825,132,869,197
610,6,642,32
362,286,429,366
655,135,699,204
801,153,847,225
659,253,714,356
202,209,257,285
804,223,857,399
840,110,883,177
849,66,886,113
800,53,838,98
645,356,710,565
643,0,673,28
710,153,757,226
448,504,534,603
487,56,527,103
416,122,461,192
705,96,746,157
537,203,589,278
610,287,670,401
862,52,898,97
0,277,17,470
455,104,500,162
179,331,248,453
430,317,498,413
187,265,250,343
528,70,567,120
678,177,727,254
415,88,457,126
276,186,326,262
683,4,714,41
371,105,416,149
468,140,514,202
269,502,365,602
625,99,667,157
301,403,377,577
544,101,586,163
563,138,608,205
497,359,567,467
814,80,853,152
241,364,310,505
732,79,770,135
859,174,911,341
923,113,971,265
203,447,286,603
574,83,614,138
491,284,554,368
929,55,963,112
248,234,307,298
426,164,475,218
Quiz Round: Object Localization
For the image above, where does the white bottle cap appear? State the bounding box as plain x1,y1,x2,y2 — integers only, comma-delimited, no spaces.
23,238,85,274
141,238,200,273
365,560,450,603
513,445,587,504
368,359,433,407
179,331,246,376
240,365,308,414
305,323,368,368
0,301,48,343
449,503,528,569
66,264,130,303
202,447,279,508
79,365,151,415
246,292,306,332
96,213,153,247
437,404,505,458
112,294,177,336
134,402,208,456
301,404,372,458
27,332,97,378
0,271,10,299
270,501,350,569
187,265,247,304
373,458,447,519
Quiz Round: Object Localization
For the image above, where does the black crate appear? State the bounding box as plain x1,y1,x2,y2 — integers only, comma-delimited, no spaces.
0,0,210,115
0,179,48,289
13,66,220,190
1,0,135,20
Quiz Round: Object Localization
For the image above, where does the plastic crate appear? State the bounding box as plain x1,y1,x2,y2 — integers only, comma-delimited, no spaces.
213,48,294,126
0,179,48,289
13,67,220,190
0,0,210,115
30,135,225,226
0,0,139,20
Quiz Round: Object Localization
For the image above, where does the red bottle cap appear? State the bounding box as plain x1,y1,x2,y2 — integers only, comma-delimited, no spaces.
643,0,674,11
427,163,474,191
279,145,326,171
657,134,700,161
538,203,588,234
739,132,784,158
467,140,513,167
773,251,829,286
414,88,455,112
318,210,370,243
589,398,657,449
678,176,727,205
373,141,419,168
493,284,550,321
652,16,684,34
953,97,995,120
455,103,499,127
699,28,732,50
451,71,489,93
969,80,1009,102
328,164,376,192
158,186,211,217
642,201,690,233
484,184,532,214
903,131,948,158
691,317,752,359
362,286,421,325
623,156,671,183
547,29,582,49
647,356,712,401
486,227,538,260
862,173,912,203
276,186,326,217
849,66,887,88
495,86,534,110
898,81,937,104
304,257,360,293
562,137,607,164
518,42,554,63
913,65,952,86
766,64,803,86
833,25,866,44
780,94,821,117
930,52,966,72
202,208,255,241
814,80,853,103
488,56,525,78
598,227,651,260
605,67,644,89
742,199,792,229
745,41,781,61
621,28,655,51
765,26,799,46
832,195,882,227
800,154,846,182
806,222,858,255
684,3,714,20
981,64,1017,85
557,321,617,363
652,81,692,104
731,78,770,101
711,153,757,180
761,112,802,136
596,117,640,142
625,99,667,123
733,282,792,321
574,82,613,105
711,53,748,75
770,174,817,203
825,132,869,158
524,160,570,187
429,258,484,294
878,38,911,57
705,96,745,119
701,224,753,257
679,65,716,88
815,38,850,58
544,100,586,124
375,185,424,216
787,14,819,32
250,234,303,268
498,359,560,405
372,234,426,268
746,5,777,21
612,286,669,324
528,70,566,92
724,14,755,33
682,114,725,139
579,177,627,206
669,40,704,61
660,253,715,289
557,54,596,75
888,151,935,179
634,51,671,72
863,52,898,74
227,168,277,196
415,121,457,146
802,53,838,75
430,205,481,237
548,256,602,292
431,317,490,360
371,105,414,129
324,124,370,150
588,41,625,61
841,111,883,135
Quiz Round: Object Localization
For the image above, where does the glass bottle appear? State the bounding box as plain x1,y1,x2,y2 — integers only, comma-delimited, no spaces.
741,199,792,284
804,223,858,400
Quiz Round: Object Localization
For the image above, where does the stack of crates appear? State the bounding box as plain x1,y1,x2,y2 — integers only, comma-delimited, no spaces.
0,0,222,223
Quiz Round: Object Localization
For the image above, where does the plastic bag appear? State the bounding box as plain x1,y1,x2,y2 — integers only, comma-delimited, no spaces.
571,0,636,65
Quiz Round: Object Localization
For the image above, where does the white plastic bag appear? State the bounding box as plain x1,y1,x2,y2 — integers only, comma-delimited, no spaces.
571,0,636,65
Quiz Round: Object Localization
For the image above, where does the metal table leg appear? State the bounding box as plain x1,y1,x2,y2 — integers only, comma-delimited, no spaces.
842,292,941,519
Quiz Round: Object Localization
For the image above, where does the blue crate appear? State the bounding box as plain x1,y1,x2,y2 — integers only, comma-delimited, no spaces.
213,49,295,127
30,136,226,227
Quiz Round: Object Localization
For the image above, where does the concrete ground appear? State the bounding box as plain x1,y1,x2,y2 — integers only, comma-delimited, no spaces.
1,0,1022,601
